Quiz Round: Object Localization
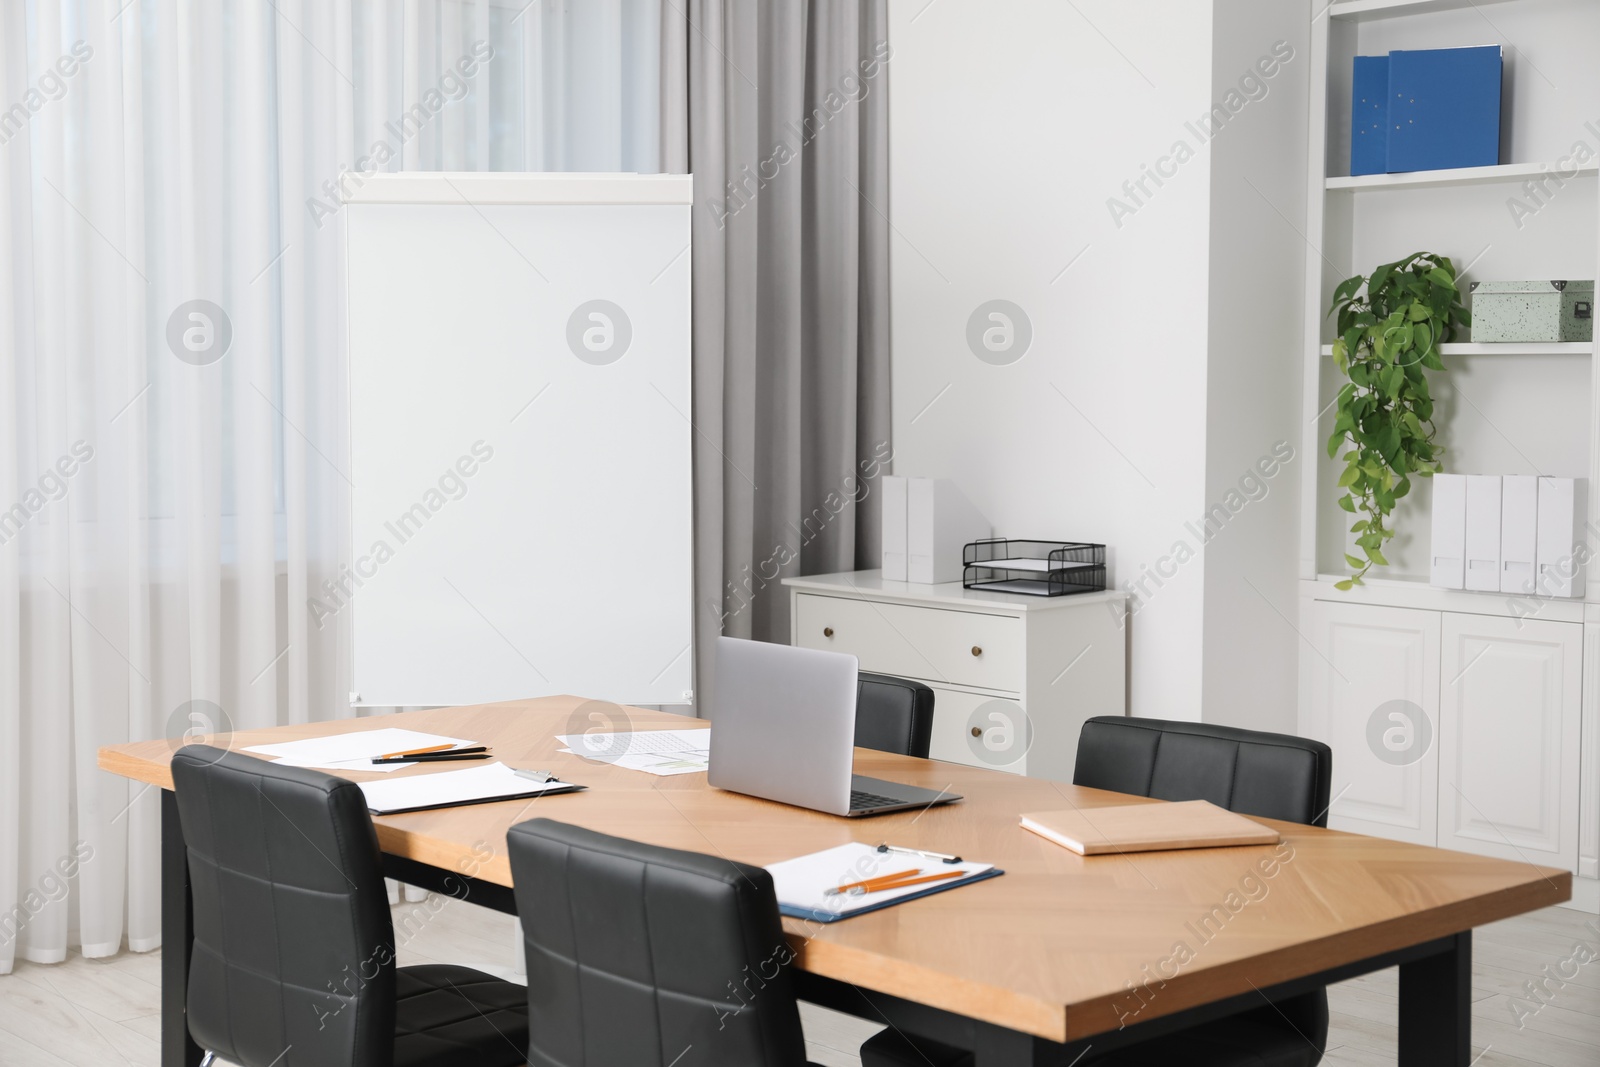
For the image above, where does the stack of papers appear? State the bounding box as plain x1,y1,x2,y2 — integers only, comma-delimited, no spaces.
554,728,711,776
358,762,584,815
243,728,479,773
766,842,1000,923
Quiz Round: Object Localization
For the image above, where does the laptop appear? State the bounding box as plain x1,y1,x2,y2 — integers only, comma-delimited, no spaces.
708,636,962,817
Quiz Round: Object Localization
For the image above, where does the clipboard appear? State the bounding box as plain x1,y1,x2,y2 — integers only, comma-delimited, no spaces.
358,762,587,816
766,842,1002,923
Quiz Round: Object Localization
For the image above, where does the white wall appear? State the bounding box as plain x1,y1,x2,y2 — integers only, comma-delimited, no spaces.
1199,0,1311,733
887,0,1309,726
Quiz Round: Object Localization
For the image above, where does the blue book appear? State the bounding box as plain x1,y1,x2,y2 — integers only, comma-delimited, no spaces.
1386,45,1502,173
1351,55,1389,176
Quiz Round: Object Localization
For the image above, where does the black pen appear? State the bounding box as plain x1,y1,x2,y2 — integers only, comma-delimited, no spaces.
371,752,492,765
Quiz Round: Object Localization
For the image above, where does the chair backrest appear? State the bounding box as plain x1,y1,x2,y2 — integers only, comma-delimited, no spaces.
171,745,396,1067
507,818,809,1067
853,672,935,759
1072,717,1333,827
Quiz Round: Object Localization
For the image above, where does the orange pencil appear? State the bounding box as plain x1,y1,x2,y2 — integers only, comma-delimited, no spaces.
377,743,456,760
849,870,965,896
823,868,919,897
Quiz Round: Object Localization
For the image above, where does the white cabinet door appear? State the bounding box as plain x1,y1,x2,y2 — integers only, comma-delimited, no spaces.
1438,613,1581,870
1302,600,1440,845
925,686,1028,777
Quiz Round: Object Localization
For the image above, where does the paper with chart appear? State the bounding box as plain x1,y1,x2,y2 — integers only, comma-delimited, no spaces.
555,727,711,776
243,728,479,773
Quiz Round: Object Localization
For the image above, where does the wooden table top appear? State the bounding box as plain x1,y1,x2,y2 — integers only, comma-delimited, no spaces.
99,698,1571,1043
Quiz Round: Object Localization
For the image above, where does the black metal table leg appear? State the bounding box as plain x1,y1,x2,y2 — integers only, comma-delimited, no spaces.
162,789,203,1067
1398,930,1472,1065
971,1027,1048,1066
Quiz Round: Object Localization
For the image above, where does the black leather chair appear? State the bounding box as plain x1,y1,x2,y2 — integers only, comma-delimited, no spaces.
507,817,825,1067
854,671,936,758
864,717,1333,1067
170,745,530,1067
1072,716,1331,1067
1073,716,1333,829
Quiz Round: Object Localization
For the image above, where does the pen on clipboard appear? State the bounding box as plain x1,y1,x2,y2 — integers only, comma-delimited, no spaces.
876,843,962,864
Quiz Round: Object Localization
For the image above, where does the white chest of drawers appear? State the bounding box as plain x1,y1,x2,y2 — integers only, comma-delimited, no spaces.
782,570,1128,780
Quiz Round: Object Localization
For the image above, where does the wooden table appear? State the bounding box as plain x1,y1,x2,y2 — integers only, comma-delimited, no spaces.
100,698,1572,1066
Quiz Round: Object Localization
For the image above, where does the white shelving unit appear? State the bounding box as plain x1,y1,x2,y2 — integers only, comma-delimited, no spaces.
1297,0,1600,911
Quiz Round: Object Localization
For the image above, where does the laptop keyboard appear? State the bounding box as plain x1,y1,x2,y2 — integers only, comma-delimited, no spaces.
850,789,904,811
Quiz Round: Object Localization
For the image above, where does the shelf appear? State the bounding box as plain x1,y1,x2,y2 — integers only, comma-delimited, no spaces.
1328,0,1530,23
1304,574,1588,622
1319,342,1592,357
1318,343,1593,356
1327,161,1599,192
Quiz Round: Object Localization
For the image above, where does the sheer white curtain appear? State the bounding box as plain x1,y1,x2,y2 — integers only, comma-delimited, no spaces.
0,0,662,973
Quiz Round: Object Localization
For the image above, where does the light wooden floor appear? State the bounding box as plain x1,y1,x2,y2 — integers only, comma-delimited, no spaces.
2,898,1596,1066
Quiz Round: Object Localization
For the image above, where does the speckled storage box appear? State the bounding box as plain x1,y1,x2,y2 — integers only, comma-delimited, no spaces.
1470,280,1593,343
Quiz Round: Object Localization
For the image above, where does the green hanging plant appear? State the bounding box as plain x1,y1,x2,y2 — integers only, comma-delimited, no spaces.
1326,252,1470,590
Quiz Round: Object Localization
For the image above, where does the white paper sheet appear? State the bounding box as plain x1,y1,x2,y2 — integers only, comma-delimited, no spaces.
244,728,478,773
554,728,711,776
358,761,574,814
975,556,1055,572
765,842,994,920
975,557,1100,573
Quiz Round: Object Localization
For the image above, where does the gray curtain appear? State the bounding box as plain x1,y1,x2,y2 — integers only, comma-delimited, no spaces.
662,0,892,715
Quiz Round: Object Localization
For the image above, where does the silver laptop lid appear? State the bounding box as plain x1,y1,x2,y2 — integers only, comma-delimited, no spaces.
708,636,858,816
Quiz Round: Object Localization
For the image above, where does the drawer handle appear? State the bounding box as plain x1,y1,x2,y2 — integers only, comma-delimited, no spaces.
971,646,983,657
823,627,834,638
970,726,982,738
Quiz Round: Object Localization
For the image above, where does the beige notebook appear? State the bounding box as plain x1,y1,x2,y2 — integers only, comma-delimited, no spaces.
1019,799,1280,855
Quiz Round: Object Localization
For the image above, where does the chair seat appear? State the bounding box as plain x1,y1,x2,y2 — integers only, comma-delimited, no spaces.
394,964,531,1067
860,1028,974,1067
1084,999,1324,1067
860,995,1324,1067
